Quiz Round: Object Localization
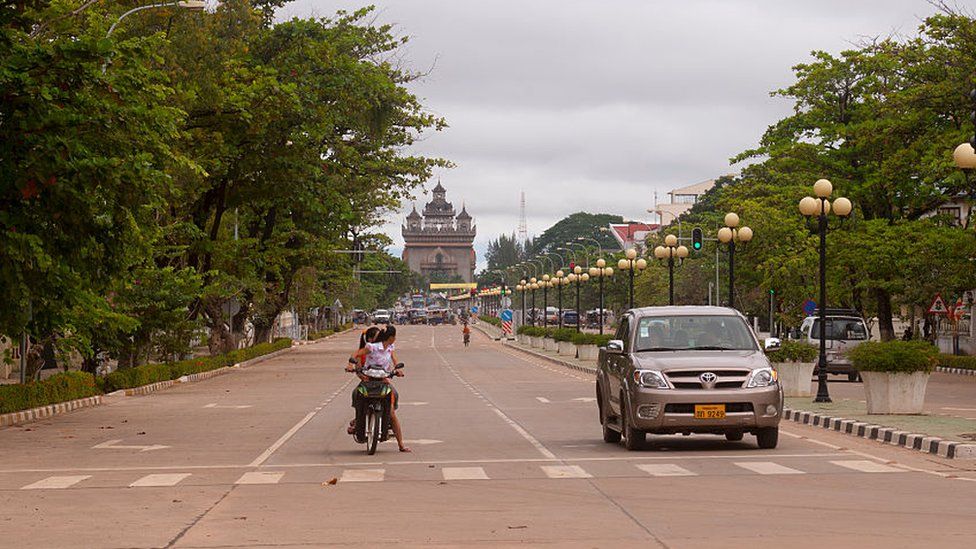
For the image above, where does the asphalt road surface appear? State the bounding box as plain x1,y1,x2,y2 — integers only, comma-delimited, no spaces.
2,325,975,548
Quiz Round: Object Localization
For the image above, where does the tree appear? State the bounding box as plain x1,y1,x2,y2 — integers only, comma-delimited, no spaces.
532,212,622,256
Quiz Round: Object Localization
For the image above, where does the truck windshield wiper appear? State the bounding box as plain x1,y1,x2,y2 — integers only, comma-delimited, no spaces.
687,346,736,351
637,347,679,352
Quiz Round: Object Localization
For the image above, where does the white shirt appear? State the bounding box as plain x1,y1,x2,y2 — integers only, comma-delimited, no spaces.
364,342,395,375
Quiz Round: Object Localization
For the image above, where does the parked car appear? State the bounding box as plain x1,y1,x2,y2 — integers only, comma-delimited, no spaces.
797,308,870,381
408,309,428,325
545,307,560,325
596,306,783,450
562,310,579,326
372,309,391,324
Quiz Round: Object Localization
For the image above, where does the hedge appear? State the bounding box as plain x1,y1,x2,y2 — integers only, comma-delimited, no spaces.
571,332,612,347
309,323,353,341
480,315,502,328
766,341,818,363
101,338,292,392
848,340,938,374
550,328,577,342
0,371,101,414
937,354,976,371
518,326,547,337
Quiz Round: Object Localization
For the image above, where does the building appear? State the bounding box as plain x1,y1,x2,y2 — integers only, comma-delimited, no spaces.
652,178,718,224
401,182,477,282
606,222,660,253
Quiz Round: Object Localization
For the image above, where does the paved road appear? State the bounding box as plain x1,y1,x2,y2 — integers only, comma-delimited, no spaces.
823,371,976,420
2,326,975,548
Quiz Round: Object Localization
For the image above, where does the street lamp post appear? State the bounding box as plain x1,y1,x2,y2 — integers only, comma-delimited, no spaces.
653,235,688,306
530,277,538,326
588,259,613,334
517,279,527,330
799,179,853,403
555,270,565,328
716,213,754,309
542,274,551,329
953,88,976,169
568,266,589,332
617,248,648,310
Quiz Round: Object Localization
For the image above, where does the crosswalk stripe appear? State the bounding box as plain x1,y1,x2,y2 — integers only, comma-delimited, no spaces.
129,473,191,487
21,475,91,490
636,464,696,477
340,469,385,482
235,471,284,485
734,462,805,475
541,465,591,479
442,467,489,480
830,460,903,473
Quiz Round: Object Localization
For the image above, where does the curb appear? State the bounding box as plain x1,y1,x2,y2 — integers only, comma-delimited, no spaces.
783,407,976,460
0,346,299,428
296,326,358,346
936,366,976,377
500,339,597,376
0,396,103,428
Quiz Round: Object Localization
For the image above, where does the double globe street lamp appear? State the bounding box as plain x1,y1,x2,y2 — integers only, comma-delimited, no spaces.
799,179,853,403
716,213,753,309
588,259,613,334
566,266,589,332
654,235,688,306
617,248,647,310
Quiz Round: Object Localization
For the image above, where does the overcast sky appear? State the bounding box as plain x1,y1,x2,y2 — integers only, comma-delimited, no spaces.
278,0,944,267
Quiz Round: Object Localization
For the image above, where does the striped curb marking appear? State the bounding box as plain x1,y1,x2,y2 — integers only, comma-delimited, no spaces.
936,366,976,377
0,396,102,428
783,407,976,460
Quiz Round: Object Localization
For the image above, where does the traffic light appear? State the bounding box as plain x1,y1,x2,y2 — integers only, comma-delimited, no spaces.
692,227,704,251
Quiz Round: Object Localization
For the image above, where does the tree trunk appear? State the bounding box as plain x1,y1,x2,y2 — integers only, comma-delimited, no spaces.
872,287,896,341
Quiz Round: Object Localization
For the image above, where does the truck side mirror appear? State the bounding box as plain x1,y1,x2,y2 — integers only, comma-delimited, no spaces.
606,340,624,353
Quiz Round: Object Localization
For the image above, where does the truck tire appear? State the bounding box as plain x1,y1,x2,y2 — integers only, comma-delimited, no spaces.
756,427,779,449
621,398,645,451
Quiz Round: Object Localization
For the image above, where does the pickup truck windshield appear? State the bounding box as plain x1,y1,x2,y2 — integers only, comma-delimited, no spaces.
634,315,757,352
811,318,868,341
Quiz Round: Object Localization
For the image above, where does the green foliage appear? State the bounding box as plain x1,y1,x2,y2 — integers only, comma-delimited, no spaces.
532,212,622,256
308,323,353,341
936,354,976,371
766,341,818,363
101,338,292,392
550,328,577,342
570,332,613,347
480,316,501,328
0,372,101,414
518,326,546,337
848,341,938,373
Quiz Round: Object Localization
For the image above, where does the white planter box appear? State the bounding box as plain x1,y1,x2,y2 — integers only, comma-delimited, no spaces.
557,341,576,356
544,338,558,352
518,334,528,345
1,362,10,379
861,371,930,414
773,362,815,398
577,344,599,361
530,336,543,348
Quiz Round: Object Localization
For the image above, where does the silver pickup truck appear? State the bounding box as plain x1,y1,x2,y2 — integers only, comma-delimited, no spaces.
596,306,783,450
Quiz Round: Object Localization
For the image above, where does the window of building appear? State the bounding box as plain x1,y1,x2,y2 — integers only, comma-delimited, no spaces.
673,194,697,204
937,206,962,226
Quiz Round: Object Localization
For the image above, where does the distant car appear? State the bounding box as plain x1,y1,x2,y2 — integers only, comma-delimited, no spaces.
545,307,560,325
797,309,869,381
372,309,391,324
597,306,783,451
562,310,579,326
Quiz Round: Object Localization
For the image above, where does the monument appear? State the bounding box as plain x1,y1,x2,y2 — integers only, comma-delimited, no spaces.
402,182,476,282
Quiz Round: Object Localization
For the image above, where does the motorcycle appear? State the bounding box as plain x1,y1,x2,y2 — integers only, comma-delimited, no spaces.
350,363,404,455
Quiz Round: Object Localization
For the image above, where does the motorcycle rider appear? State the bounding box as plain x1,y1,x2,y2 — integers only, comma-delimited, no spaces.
346,326,410,452
346,326,383,436
462,321,471,347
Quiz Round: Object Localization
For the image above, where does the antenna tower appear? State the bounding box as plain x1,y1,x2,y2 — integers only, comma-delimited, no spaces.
518,191,528,242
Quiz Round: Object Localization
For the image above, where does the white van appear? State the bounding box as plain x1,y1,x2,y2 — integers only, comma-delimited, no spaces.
796,309,869,381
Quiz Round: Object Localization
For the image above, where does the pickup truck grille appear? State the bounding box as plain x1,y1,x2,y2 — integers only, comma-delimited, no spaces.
663,369,751,390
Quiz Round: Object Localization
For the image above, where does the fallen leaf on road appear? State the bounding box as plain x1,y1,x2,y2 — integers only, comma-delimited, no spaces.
322,477,338,486
235,516,247,520
137,431,146,435
507,525,528,530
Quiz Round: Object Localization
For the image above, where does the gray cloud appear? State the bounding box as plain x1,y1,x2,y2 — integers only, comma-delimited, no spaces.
278,0,938,265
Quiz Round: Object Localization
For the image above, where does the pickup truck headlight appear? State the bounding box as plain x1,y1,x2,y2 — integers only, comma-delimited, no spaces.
746,367,777,388
633,370,669,389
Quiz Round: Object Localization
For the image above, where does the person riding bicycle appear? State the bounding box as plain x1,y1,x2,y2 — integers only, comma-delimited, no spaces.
346,326,410,452
462,322,471,346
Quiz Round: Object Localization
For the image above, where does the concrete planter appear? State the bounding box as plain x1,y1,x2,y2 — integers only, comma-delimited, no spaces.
530,336,543,348
518,334,528,345
544,338,558,352
577,344,599,361
1,362,10,380
861,371,930,414
557,341,576,356
773,362,816,397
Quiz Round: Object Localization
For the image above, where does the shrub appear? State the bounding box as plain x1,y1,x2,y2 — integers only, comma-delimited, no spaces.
0,371,101,414
766,341,818,363
519,326,546,337
572,332,612,347
848,340,938,374
936,354,976,371
480,315,502,327
551,328,577,342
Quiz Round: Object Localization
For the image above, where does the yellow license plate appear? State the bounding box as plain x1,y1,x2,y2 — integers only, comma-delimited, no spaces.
694,404,726,419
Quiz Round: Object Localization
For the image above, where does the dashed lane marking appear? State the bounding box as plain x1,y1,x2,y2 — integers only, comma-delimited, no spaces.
830,460,904,473
129,473,191,487
734,461,805,475
235,471,284,485
340,469,385,483
542,465,592,479
636,464,696,477
442,467,489,480
21,475,91,490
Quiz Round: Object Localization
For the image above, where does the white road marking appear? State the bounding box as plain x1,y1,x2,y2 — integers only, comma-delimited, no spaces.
236,471,284,485
203,403,253,409
572,397,597,403
92,439,170,452
442,467,489,480
542,465,592,479
400,401,429,406
341,469,385,482
636,464,696,477
21,475,91,490
129,473,191,487
535,397,551,403
491,408,557,459
248,377,352,467
942,407,976,411
831,460,904,473
402,439,443,445
734,462,805,475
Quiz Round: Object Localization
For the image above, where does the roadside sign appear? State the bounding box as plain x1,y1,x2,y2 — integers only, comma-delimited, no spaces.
802,300,817,315
501,296,512,309
500,309,513,322
471,306,479,314
928,293,948,315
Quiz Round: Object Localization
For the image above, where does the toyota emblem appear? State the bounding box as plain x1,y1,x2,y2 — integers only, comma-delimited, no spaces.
699,371,717,388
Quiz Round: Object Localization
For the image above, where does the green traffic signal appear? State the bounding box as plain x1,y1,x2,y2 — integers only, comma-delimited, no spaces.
692,227,703,251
